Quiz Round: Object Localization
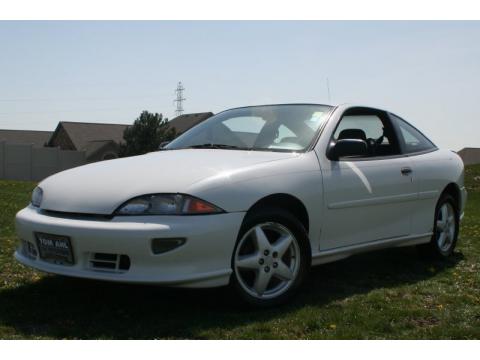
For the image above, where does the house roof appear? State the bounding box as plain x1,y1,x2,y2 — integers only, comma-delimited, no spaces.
52,121,129,151
167,112,213,135
0,129,53,147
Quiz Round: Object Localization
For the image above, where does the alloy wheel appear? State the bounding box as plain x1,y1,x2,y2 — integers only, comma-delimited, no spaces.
234,222,301,300
436,202,456,253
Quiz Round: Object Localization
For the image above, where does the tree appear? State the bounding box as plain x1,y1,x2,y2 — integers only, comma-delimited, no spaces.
120,111,176,157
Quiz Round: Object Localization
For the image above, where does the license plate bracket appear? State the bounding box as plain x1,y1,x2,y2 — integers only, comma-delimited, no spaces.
35,232,74,265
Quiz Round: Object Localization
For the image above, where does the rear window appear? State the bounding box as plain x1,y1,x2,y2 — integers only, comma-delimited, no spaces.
390,114,436,154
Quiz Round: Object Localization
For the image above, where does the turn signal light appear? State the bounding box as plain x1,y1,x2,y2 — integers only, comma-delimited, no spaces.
185,198,219,214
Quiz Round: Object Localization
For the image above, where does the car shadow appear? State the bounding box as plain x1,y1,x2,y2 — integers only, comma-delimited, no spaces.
0,247,463,339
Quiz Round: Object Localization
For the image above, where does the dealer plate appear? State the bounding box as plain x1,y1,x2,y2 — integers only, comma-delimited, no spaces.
35,232,74,265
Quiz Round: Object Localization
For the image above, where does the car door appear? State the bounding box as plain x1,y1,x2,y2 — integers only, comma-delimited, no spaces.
318,107,417,250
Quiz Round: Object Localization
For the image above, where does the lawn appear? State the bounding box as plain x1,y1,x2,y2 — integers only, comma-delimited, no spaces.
0,166,479,339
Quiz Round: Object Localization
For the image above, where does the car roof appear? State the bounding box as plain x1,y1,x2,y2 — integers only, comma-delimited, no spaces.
217,103,395,115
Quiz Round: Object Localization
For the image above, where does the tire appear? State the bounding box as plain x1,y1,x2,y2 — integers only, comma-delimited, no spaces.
231,207,311,307
418,194,459,259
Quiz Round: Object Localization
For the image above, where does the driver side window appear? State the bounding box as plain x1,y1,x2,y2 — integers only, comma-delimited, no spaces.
333,110,400,158
334,115,386,142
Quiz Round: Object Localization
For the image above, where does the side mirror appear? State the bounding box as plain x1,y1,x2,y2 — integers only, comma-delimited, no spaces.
328,139,368,160
159,141,170,150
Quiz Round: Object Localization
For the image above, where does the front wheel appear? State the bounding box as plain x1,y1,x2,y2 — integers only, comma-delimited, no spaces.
231,208,310,307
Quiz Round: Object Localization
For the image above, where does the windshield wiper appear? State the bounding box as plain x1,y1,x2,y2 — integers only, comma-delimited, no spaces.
185,143,251,150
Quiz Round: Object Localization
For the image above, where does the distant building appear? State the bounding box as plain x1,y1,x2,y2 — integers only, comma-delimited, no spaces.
1,112,213,163
167,112,214,136
47,121,129,162
458,147,480,165
0,129,53,147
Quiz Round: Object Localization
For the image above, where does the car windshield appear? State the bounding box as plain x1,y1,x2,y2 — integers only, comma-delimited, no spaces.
165,104,333,152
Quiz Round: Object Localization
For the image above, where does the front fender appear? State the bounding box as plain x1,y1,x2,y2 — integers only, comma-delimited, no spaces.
187,151,324,250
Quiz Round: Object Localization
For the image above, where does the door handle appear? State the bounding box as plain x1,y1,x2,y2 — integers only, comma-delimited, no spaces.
401,167,412,176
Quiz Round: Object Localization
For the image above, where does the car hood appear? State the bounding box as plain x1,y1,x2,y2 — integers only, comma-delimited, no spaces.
39,149,299,214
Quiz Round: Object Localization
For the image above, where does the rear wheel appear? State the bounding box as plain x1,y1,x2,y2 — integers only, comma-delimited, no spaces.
231,208,310,307
418,194,459,258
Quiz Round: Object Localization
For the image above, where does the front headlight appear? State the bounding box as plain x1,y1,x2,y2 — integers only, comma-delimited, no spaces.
114,194,224,216
31,187,43,207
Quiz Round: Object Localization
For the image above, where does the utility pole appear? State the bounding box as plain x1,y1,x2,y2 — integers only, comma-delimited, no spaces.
174,82,186,117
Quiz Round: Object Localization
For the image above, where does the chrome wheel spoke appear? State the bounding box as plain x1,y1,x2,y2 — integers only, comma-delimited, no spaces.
254,269,272,296
273,235,293,258
438,232,447,249
436,220,445,231
448,225,455,243
440,205,448,222
253,226,270,251
444,231,451,246
274,261,294,281
236,253,260,270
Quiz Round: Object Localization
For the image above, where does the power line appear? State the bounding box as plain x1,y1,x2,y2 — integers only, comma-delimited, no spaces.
174,81,186,117
0,94,170,102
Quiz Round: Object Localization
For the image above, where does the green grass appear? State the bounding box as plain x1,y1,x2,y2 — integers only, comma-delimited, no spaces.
0,167,479,339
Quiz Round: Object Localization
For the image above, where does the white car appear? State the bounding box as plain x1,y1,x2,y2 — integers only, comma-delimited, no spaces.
15,104,467,306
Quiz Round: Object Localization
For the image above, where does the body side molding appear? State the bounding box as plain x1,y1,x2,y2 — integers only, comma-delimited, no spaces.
311,233,432,266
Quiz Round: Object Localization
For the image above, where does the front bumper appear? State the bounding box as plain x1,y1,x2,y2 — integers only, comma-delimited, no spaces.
15,206,245,288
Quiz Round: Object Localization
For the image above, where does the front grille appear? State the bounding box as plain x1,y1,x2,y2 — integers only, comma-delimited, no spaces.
88,253,131,272
41,209,112,221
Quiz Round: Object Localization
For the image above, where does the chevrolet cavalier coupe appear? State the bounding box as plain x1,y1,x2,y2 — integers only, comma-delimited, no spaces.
15,104,467,306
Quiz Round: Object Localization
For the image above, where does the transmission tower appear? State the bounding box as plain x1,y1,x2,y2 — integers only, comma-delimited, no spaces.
174,82,186,116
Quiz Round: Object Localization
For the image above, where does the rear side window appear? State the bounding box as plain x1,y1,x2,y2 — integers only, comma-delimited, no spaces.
391,114,436,154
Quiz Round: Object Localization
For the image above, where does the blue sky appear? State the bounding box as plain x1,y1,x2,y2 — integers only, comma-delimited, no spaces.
0,21,479,150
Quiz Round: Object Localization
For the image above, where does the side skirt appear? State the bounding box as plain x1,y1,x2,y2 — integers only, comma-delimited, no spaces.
311,233,432,266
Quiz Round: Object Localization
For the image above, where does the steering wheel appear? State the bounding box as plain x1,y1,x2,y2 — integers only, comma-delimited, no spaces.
366,135,384,156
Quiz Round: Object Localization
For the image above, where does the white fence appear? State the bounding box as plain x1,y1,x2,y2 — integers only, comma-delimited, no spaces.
0,141,86,182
